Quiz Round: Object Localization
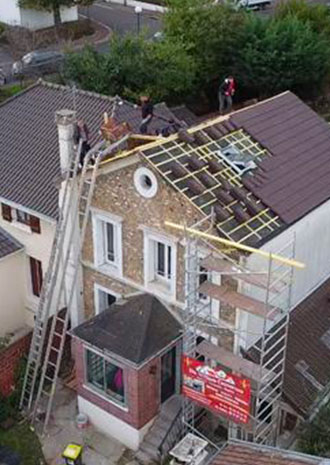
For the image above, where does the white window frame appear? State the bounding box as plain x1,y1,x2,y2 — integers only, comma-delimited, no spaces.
94,283,122,315
144,230,177,300
92,210,123,278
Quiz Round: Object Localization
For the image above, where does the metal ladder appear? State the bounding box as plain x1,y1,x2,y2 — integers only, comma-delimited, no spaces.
21,133,131,433
20,139,83,412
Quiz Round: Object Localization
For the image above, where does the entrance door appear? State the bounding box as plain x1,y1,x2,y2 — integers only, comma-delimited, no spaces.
161,346,176,403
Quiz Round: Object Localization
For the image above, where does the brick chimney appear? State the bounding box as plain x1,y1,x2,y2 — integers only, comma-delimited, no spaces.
55,109,76,174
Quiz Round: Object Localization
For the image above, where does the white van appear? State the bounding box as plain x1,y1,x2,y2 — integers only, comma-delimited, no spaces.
235,0,273,9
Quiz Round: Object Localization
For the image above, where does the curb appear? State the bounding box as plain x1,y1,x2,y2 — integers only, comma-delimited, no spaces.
77,15,112,47
104,0,167,13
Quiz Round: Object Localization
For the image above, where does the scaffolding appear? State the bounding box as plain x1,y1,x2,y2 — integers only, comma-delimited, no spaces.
173,216,300,446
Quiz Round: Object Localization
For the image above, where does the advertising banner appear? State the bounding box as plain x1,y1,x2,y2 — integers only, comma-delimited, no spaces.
182,355,251,424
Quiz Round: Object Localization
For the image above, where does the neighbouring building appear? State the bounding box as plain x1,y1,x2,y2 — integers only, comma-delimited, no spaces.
64,91,330,453
0,80,184,396
0,0,78,30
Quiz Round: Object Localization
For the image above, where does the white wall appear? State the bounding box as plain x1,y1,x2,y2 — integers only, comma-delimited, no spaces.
78,396,153,450
20,5,78,30
236,197,330,349
0,0,21,26
0,214,56,328
0,251,25,336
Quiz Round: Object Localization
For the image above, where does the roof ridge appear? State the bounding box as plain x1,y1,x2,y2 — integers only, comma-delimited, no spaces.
39,78,117,103
0,80,41,111
231,90,292,118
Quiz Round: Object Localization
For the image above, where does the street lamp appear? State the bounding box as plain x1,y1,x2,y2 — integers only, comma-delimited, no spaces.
134,6,142,35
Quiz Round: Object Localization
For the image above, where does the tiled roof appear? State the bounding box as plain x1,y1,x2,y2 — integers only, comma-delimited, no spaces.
73,294,182,365
0,80,178,219
283,277,330,417
0,227,23,259
212,441,322,465
232,92,330,224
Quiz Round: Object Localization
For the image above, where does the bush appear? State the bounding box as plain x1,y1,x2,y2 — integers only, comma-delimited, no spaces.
298,402,330,456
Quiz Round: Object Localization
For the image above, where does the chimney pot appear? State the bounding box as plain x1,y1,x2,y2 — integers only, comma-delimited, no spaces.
56,109,76,174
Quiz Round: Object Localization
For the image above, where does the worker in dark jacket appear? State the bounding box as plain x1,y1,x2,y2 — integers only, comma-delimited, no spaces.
218,76,235,114
73,119,91,168
139,96,154,134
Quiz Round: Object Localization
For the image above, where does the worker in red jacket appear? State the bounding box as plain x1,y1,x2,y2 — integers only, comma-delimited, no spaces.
218,76,235,115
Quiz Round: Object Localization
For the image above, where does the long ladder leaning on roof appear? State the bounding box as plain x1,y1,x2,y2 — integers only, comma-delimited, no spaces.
20,129,130,434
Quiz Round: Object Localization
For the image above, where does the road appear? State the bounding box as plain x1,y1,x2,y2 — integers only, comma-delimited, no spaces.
80,1,162,51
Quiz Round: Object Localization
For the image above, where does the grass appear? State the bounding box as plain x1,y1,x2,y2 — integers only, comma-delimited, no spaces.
0,82,34,104
0,422,45,465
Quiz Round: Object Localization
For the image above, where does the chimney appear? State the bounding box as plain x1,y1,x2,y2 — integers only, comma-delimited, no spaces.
55,109,76,174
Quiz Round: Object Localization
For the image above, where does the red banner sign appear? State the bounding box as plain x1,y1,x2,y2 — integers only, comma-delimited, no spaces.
182,355,251,424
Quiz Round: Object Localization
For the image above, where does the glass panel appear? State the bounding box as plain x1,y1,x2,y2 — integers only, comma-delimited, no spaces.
156,242,165,276
198,266,208,299
86,350,104,390
167,245,172,279
16,209,30,225
106,223,115,262
105,362,125,404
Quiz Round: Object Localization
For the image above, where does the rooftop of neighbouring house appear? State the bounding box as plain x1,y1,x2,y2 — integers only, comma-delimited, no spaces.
282,276,330,417
72,293,182,366
0,80,184,219
0,227,23,260
211,440,325,465
136,91,330,246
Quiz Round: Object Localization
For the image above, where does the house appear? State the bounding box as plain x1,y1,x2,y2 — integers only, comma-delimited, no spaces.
210,439,327,465
0,0,78,30
60,90,330,452
0,80,182,397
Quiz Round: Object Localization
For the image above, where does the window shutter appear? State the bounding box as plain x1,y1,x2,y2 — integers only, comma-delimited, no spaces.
1,204,12,222
30,257,43,297
30,215,41,234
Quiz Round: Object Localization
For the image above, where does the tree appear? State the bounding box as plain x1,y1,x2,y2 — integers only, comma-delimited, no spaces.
233,15,330,99
163,0,247,92
64,34,197,103
18,0,94,26
298,403,330,456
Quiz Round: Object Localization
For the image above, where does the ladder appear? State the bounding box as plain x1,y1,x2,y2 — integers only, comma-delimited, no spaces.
20,139,83,412
21,133,131,433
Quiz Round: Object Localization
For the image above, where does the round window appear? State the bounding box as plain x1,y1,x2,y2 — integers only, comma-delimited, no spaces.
134,167,158,199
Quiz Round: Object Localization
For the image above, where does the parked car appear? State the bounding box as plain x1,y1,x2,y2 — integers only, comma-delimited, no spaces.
235,0,273,9
12,50,64,77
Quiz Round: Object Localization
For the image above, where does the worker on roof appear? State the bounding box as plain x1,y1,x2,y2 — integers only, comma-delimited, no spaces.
139,96,154,134
218,76,235,115
73,119,91,168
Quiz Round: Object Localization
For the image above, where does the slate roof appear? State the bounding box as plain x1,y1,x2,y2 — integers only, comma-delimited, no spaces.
232,92,330,225
282,277,330,417
0,80,179,219
212,441,323,465
0,227,23,260
73,294,182,365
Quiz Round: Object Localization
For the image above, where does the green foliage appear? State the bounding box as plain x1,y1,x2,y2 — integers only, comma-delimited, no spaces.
298,402,330,456
0,423,45,465
164,0,247,88
65,34,197,103
233,15,330,99
275,0,330,38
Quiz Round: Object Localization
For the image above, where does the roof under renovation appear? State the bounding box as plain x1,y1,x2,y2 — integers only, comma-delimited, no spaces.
211,440,324,465
0,80,181,219
0,227,23,260
72,294,182,365
138,91,330,246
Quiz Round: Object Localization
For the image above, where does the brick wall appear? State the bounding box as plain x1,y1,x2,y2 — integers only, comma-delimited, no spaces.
0,331,31,397
74,337,161,430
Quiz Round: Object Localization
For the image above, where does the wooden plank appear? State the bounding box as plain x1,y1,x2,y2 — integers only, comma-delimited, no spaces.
197,340,274,383
199,282,279,320
201,256,274,290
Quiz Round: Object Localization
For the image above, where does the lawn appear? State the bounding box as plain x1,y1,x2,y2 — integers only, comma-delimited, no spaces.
0,422,45,465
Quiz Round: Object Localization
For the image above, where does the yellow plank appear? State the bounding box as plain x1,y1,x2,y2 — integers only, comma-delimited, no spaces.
165,221,305,270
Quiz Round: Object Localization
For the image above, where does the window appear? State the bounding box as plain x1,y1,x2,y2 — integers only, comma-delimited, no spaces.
1,203,41,233
95,284,119,314
92,212,123,277
144,230,177,298
29,257,43,297
155,242,172,280
134,167,158,199
198,266,208,300
86,349,125,406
